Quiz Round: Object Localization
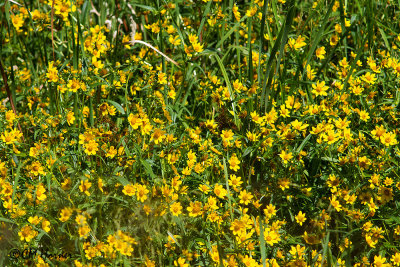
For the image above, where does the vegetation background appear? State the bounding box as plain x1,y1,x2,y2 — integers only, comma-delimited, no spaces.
1,0,400,266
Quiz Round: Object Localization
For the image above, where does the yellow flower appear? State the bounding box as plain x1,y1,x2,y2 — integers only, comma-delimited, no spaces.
78,225,91,239
278,178,290,190
311,80,329,96
136,184,149,202
315,46,326,59
98,178,104,193
151,128,166,144
228,154,240,171
188,33,198,44
30,161,46,176
290,244,306,258
246,131,259,142
233,4,241,21
158,72,167,85
359,110,370,122
199,183,211,194
79,131,95,144
380,131,398,146
239,190,253,205
168,89,176,99
362,72,377,84
75,214,87,226
351,85,364,95
79,180,92,196
128,113,142,129
98,103,110,116
228,175,243,190
221,129,234,142
66,111,75,126
54,0,76,22
322,129,340,145
391,253,400,266
373,255,388,267
330,195,342,211
5,110,17,123
192,42,204,53
291,119,308,132
169,35,181,46
206,196,219,211
279,105,290,118
330,34,339,46
42,219,51,233
264,204,277,219
1,129,22,144
174,257,189,267
67,78,81,92
230,219,246,236
288,35,307,50
59,207,73,222
214,184,227,199
209,245,220,263
264,227,281,246
28,216,42,225
36,183,47,201
187,201,202,217
122,184,136,196
84,140,99,155
295,211,307,226
18,225,38,242
170,202,183,216
46,61,59,83
279,150,293,164
106,146,118,158
141,118,153,135
11,13,24,32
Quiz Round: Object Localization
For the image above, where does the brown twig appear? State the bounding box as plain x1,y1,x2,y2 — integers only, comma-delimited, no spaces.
90,0,100,17
0,60,25,142
123,40,179,66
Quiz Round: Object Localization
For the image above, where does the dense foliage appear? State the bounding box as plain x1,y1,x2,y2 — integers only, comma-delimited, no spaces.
2,0,400,266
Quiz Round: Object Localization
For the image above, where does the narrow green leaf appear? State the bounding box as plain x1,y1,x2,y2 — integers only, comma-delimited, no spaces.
296,134,311,154
114,175,130,186
212,53,240,128
216,16,247,49
302,0,335,78
259,218,267,267
197,0,212,38
378,27,390,50
106,99,126,115
141,159,156,179
261,0,296,111
223,157,234,221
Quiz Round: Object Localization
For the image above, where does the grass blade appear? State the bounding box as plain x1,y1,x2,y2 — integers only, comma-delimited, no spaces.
260,0,296,112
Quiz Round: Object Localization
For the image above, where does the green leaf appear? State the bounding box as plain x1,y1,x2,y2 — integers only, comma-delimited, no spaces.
141,159,156,179
114,175,130,186
259,218,267,267
302,0,335,78
130,3,157,12
106,100,126,115
260,0,297,111
223,157,234,221
197,0,212,38
212,53,240,128
216,16,247,49
0,217,15,224
296,134,312,154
